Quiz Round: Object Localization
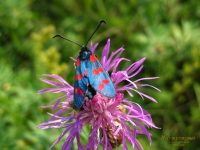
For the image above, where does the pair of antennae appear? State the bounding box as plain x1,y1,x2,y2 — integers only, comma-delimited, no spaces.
53,20,106,47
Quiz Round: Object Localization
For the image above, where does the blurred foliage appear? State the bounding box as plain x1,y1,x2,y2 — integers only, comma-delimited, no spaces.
0,0,200,149
31,25,68,76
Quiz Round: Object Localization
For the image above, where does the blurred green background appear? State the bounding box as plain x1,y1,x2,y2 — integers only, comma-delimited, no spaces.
0,0,200,150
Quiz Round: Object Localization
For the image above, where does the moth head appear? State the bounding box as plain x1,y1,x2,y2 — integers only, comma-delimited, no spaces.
80,46,92,60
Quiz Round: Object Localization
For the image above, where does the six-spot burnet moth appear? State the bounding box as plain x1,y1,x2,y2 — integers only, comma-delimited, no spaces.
53,20,116,109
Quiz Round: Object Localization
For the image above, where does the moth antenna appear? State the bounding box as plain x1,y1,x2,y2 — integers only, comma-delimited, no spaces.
85,20,106,46
53,34,82,47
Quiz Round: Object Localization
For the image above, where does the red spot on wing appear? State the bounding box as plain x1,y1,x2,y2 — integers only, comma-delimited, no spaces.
98,79,110,91
75,74,83,80
98,67,104,73
98,83,104,90
90,55,97,62
76,58,81,66
75,88,84,96
92,69,98,75
102,79,109,84
75,88,79,94
79,89,84,96
92,67,104,75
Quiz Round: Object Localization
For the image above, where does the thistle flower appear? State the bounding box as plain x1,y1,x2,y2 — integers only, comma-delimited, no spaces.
38,39,160,150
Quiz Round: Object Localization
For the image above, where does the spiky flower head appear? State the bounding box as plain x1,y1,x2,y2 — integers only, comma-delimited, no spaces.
38,39,160,150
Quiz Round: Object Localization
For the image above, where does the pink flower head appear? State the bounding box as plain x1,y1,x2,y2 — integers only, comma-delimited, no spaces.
38,39,160,150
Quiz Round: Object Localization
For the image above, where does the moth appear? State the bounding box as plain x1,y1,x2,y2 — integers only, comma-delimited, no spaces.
53,20,116,109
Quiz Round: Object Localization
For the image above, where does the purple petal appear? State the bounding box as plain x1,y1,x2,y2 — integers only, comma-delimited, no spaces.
38,87,69,94
137,84,161,92
70,57,77,62
126,58,146,74
133,89,158,103
40,78,64,86
134,77,160,83
49,124,73,149
112,58,130,73
42,74,71,86
102,39,110,61
90,42,99,53
104,47,125,71
52,95,65,110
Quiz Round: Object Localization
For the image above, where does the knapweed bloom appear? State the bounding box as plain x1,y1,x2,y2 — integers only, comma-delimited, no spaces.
38,39,160,150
